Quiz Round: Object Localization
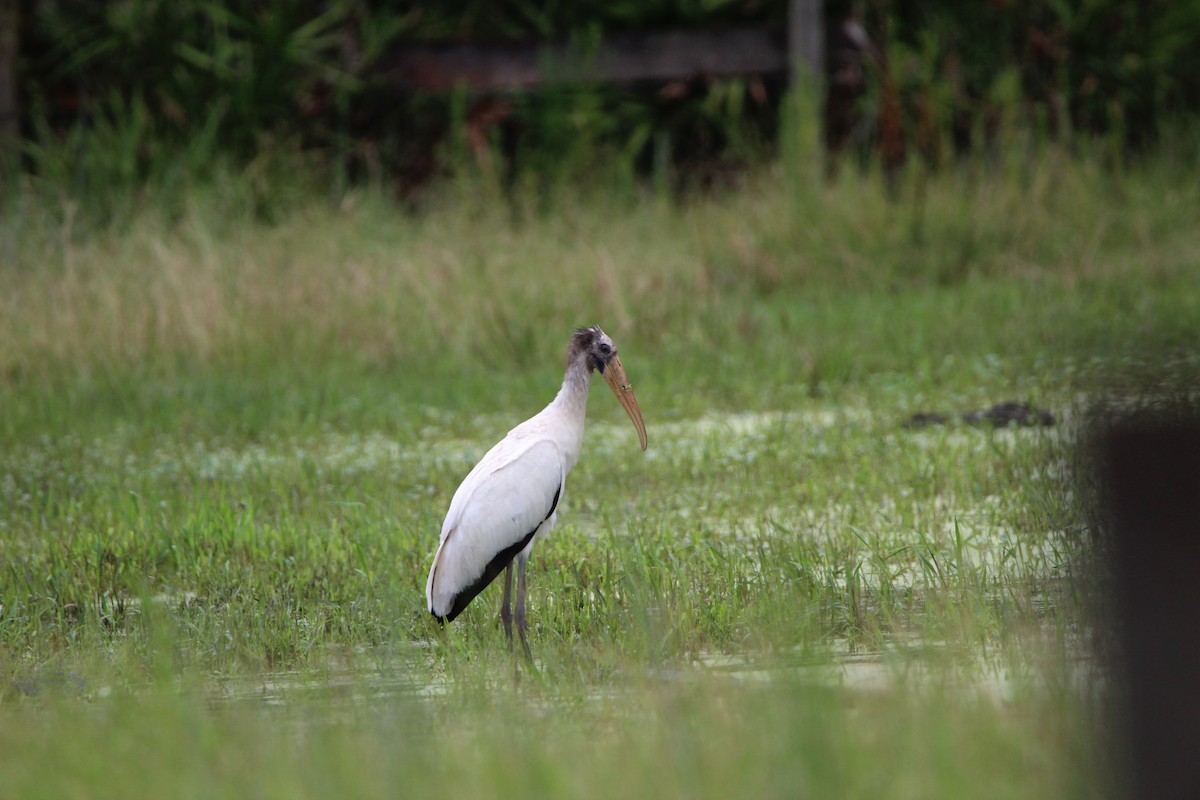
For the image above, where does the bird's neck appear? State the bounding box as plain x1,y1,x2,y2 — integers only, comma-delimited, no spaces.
541,353,592,474
552,352,593,418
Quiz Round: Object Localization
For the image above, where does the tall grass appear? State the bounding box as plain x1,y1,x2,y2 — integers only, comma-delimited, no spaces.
2,141,1196,395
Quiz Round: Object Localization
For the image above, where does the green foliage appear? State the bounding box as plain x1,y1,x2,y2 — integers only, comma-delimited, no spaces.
877,0,1200,157
12,0,1199,215
16,0,784,210
27,0,361,151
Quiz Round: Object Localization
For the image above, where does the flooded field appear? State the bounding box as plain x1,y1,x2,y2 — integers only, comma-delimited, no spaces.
0,366,1120,793
3,403,1090,713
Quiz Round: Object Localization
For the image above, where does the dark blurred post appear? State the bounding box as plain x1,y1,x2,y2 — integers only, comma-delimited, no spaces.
786,0,824,172
788,0,824,84
1101,410,1200,799
0,0,17,175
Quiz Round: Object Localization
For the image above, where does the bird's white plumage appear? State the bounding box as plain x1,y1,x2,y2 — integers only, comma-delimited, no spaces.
424,326,645,637
426,397,583,618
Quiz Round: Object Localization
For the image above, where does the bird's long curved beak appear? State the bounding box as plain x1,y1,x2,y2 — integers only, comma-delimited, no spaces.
603,355,648,451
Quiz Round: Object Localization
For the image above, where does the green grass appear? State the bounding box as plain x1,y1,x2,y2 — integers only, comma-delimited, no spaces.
2,144,1195,797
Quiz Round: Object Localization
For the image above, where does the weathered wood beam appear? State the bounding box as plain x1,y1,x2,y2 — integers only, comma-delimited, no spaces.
377,26,789,91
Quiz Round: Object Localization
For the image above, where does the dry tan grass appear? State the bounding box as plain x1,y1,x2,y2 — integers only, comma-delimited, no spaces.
2,152,1196,385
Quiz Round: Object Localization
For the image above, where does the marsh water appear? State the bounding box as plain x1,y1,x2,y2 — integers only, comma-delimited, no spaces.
5,406,1083,720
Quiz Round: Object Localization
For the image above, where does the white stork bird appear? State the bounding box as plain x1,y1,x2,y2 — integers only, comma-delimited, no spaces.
426,326,647,652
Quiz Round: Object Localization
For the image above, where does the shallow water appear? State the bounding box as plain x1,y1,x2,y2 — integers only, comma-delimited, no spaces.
197,627,1095,725
2,404,1080,720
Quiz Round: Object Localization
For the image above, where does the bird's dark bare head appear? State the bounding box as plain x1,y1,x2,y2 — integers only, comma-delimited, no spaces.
570,326,617,373
571,325,647,450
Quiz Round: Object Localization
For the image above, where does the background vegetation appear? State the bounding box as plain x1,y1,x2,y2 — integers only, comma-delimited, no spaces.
8,0,1200,221
1,2,1198,798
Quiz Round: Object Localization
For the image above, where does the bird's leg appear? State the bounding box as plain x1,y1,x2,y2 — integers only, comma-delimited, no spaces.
515,555,532,659
500,560,514,647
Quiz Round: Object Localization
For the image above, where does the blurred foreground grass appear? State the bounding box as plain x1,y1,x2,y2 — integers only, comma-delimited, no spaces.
2,657,1096,799
1,146,1194,796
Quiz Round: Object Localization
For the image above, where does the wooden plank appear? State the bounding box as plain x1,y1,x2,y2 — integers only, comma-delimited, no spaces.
377,26,788,91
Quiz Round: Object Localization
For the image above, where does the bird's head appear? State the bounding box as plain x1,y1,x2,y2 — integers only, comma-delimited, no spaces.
572,326,648,451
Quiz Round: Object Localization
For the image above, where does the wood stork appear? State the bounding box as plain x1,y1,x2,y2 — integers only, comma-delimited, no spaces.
426,326,647,652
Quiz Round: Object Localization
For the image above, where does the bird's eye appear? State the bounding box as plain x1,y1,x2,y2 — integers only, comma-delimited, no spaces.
598,343,612,356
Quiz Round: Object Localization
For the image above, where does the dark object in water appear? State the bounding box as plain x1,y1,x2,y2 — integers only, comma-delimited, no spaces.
902,411,951,428
962,401,1056,427
903,401,1055,429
